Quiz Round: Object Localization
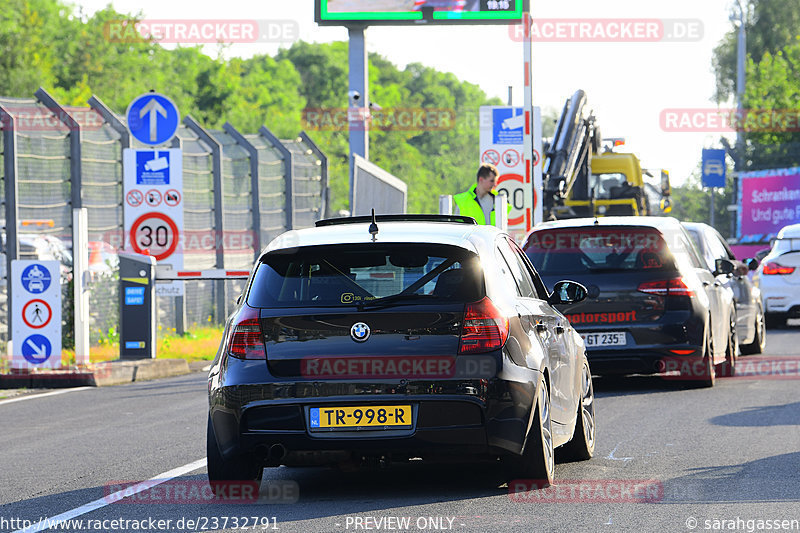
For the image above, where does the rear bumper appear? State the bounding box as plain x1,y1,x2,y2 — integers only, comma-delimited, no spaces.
573,313,706,375
759,277,800,314
209,356,542,465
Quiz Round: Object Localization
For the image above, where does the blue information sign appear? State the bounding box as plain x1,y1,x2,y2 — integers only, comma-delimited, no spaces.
21,264,52,294
702,148,727,188
126,93,180,146
492,108,524,145
21,334,52,364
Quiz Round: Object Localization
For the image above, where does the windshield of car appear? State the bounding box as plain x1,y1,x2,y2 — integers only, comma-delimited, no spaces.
248,243,484,308
523,227,675,274
590,173,629,199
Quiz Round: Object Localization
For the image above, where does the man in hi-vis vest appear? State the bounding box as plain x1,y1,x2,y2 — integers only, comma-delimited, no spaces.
454,163,511,225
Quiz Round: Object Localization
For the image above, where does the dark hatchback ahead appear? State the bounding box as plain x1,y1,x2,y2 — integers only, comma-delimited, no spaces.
522,217,734,385
208,215,595,487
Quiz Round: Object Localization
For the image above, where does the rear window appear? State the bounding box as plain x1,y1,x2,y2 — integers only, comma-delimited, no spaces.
248,243,483,308
523,227,676,274
772,237,800,255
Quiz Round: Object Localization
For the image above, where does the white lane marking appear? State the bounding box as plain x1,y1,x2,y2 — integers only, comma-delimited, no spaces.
14,459,206,533
606,442,633,462
0,387,92,406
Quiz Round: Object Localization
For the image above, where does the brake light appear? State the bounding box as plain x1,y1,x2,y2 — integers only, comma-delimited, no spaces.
459,297,509,354
637,278,695,297
762,262,795,275
226,307,266,360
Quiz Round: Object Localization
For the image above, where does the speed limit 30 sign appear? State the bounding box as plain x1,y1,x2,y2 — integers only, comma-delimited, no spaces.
123,148,184,296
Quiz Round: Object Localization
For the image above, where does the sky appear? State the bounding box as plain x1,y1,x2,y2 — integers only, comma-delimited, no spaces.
74,0,740,186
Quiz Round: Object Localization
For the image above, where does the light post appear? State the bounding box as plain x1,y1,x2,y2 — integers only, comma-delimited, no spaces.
731,0,747,238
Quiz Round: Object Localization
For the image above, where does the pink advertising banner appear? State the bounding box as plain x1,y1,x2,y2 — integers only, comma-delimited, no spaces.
738,167,800,243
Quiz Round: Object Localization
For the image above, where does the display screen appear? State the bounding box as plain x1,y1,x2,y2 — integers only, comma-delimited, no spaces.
315,0,525,26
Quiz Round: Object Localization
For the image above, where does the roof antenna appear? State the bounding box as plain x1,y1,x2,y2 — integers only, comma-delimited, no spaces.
368,208,379,241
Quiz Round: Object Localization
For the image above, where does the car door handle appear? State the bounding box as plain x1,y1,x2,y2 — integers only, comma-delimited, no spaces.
535,322,548,333
555,325,565,335
703,281,711,287
713,281,722,287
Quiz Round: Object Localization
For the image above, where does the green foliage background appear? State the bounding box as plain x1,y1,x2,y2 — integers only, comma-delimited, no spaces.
672,0,800,238
1,0,500,215
5,0,800,238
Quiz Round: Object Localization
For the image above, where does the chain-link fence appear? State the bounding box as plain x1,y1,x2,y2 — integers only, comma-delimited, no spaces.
0,89,328,353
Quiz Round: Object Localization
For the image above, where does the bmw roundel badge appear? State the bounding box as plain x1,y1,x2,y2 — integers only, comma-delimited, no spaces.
350,322,370,342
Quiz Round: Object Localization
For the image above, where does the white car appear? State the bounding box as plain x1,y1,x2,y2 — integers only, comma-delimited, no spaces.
752,223,800,328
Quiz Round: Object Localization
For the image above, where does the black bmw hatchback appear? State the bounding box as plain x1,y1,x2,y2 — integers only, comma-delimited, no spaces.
208,215,595,487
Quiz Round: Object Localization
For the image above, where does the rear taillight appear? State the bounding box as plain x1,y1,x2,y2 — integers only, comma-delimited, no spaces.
637,278,695,297
762,262,795,275
226,308,266,360
459,297,509,354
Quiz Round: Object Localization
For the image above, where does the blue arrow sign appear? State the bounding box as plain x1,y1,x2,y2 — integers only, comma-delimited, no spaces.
22,334,52,364
21,263,52,294
702,148,726,188
126,93,180,146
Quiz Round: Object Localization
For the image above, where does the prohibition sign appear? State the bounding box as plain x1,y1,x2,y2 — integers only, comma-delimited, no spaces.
164,189,181,207
22,299,52,329
145,189,163,207
482,149,500,166
130,212,179,261
502,149,520,167
126,189,144,207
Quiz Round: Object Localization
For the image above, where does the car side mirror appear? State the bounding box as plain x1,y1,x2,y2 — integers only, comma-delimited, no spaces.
548,280,587,305
714,258,735,276
745,258,759,271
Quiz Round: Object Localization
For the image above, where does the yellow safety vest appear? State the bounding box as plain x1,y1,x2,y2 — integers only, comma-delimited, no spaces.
453,183,511,225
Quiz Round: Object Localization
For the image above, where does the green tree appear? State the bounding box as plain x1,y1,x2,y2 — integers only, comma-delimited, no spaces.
0,0,62,95
712,0,800,102
670,168,736,239
739,42,800,170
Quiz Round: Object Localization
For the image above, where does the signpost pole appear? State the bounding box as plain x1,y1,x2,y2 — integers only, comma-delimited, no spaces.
73,208,90,365
522,1,538,227
710,189,715,227
348,25,369,215
0,104,19,358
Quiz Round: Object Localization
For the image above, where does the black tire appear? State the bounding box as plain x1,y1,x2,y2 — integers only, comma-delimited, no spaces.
717,314,738,377
685,326,715,388
503,376,555,486
740,308,766,355
765,312,786,330
207,416,262,490
561,357,596,461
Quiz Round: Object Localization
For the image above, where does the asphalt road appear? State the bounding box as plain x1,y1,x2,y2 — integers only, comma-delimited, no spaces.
1,329,799,533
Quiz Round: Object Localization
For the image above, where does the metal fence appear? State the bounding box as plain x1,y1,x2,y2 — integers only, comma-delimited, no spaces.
0,88,328,351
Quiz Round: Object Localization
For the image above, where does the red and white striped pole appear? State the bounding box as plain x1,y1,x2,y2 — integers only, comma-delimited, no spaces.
155,269,250,281
522,5,542,227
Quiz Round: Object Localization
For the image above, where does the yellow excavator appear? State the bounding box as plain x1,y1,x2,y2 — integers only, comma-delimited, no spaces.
542,90,672,220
